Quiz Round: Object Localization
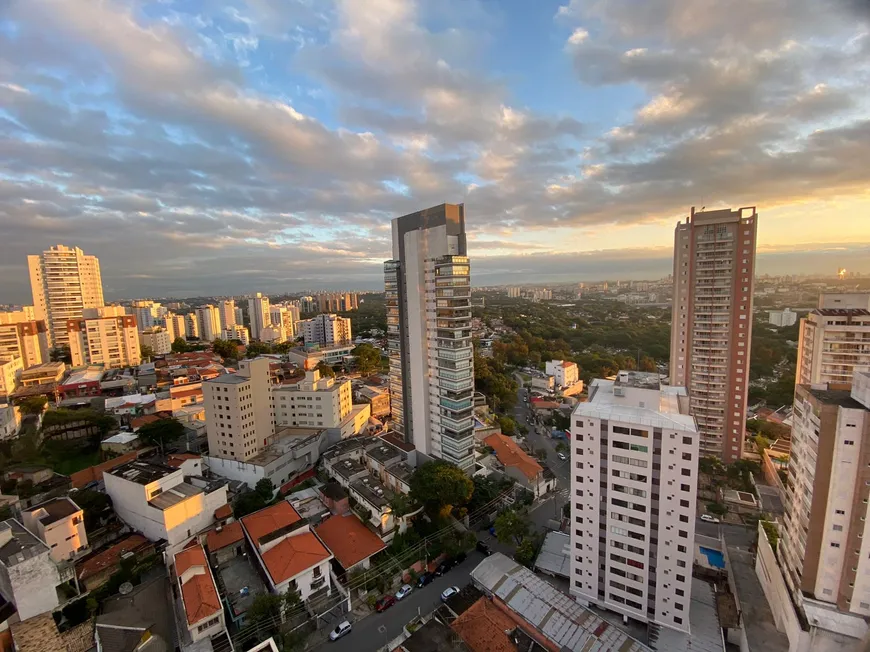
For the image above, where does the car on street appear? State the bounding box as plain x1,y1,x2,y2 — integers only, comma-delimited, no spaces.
476,541,492,556
700,514,721,523
395,584,413,600
441,586,460,602
435,560,452,576
453,552,466,565
374,595,396,612
557,452,567,461
417,572,434,587
329,621,352,641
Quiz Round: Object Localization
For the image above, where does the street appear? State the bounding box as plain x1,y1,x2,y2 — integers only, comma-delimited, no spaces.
695,519,757,550
316,551,485,651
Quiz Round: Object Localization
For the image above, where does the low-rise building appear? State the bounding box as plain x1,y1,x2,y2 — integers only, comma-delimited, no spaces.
104,393,157,416
484,433,554,497
173,544,227,646
103,460,228,554
356,385,390,417
314,513,385,572
100,431,141,454
530,375,555,393
545,360,579,389
284,344,355,369
57,366,103,400
18,361,65,388
0,519,62,622
20,497,87,563
240,502,333,599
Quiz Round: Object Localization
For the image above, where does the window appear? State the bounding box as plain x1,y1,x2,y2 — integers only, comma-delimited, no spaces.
681,484,690,492
681,469,691,477
834,525,844,532
680,499,689,508
845,440,855,445
674,617,682,625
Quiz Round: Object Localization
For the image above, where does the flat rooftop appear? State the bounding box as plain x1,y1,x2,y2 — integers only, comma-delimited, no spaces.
534,531,571,578
804,386,866,409
332,458,368,481
323,436,375,461
655,579,725,652
350,476,390,508
245,428,324,466
107,460,179,484
366,443,402,464
577,377,697,433
0,519,49,566
23,497,80,526
148,483,202,510
726,546,789,652
385,462,414,483
614,371,662,390
205,373,249,385
62,367,104,385
217,554,266,618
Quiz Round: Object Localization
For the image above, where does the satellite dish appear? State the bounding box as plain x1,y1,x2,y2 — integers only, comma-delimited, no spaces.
119,582,134,595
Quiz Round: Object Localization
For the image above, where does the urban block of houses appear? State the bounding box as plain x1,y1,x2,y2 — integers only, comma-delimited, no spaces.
104,393,157,416
173,544,228,648
103,459,228,554
240,502,333,600
20,497,88,563
483,434,555,497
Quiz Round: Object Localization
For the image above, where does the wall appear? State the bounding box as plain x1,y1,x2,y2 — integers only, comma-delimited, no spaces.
34,511,87,562
0,552,61,621
756,521,804,651
760,450,786,494
275,560,332,600
205,453,310,490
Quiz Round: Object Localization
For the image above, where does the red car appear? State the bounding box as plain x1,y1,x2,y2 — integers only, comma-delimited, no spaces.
375,595,396,612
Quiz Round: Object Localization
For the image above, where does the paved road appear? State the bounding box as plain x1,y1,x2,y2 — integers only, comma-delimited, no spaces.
318,551,485,651
695,519,757,550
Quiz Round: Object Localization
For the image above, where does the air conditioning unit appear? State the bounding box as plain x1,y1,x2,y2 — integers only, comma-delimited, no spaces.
613,387,625,397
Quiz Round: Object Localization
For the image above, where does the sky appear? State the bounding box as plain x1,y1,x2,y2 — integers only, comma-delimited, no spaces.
2,0,870,301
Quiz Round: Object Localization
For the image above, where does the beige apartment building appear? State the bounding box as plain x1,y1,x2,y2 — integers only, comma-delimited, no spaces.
670,206,758,463
167,312,186,341
274,369,352,429
28,244,104,348
0,357,23,396
68,310,141,369
298,313,352,347
195,305,221,342
140,327,172,356
203,358,274,461
0,307,35,325
780,372,870,616
796,295,870,387
22,497,88,563
0,320,49,370
219,299,236,330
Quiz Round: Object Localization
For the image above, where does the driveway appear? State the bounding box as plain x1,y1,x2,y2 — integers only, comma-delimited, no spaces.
314,551,485,651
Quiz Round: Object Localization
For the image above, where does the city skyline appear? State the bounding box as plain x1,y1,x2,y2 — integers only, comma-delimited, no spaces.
3,0,870,301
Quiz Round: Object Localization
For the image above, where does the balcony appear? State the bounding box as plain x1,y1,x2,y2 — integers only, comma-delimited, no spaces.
438,378,474,392
437,347,472,362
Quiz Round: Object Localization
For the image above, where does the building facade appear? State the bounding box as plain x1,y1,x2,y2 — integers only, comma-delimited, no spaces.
796,307,870,387
570,371,699,635
130,300,165,332
0,357,23,397
298,314,351,347
0,519,62,621
67,313,141,369
0,321,49,370
168,313,187,341
780,373,870,616
669,206,758,463
21,497,87,563
220,325,250,346
385,203,474,472
140,327,172,356
203,358,274,462
247,293,271,341
195,305,222,343
274,369,352,429
769,308,798,327
545,360,579,389
28,244,104,348
219,299,236,330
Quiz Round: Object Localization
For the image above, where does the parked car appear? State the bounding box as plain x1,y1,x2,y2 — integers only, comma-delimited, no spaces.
329,621,352,641
435,560,451,577
375,595,396,612
395,584,413,600
476,541,492,556
557,452,567,461
700,514,721,524
417,572,434,587
441,586,460,602
453,552,466,565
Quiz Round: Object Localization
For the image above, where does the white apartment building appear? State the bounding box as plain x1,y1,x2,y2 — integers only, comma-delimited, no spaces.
219,299,236,330
819,293,870,310
780,373,870,616
195,305,221,342
130,300,166,332
796,303,870,387
768,308,798,327
0,357,23,397
21,497,87,563
203,358,275,462
167,313,187,341
570,371,699,635
274,369,352,429
670,206,758,463
248,293,271,341
260,324,286,344
270,305,296,340
507,287,521,298
385,204,474,472
546,360,580,389
298,313,351,347
103,459,227,554
0,320,49,370
140,327,172,356
0,519,62,622
67,311,141,369
220,325,250,346
28,244,104,348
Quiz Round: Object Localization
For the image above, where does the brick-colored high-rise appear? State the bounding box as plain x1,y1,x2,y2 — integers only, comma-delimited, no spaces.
670,207,758,463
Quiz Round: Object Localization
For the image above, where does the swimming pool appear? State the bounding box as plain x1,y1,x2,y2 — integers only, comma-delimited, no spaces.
699,546,725,569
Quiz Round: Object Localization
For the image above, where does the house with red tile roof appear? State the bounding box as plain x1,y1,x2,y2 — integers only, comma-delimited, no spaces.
314,513,386,572
484,433,555,497
241,502,333,599
173,544,226,645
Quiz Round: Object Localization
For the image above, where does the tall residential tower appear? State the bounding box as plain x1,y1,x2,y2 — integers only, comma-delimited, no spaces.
28,245,104,348
670,207,758,463
385,204,474,472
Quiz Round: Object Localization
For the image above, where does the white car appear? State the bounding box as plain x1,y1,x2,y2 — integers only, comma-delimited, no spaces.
329,621,352,641
395,584,413,600
441,586,460,602
700,514,720,524
557,452,567,461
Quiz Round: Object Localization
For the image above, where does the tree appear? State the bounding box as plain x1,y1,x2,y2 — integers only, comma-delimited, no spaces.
315,361,335,378
139,344,155,360
234,491,267,518
494,509,529,546
255,477,275,501
409,460,473,517
514,537,538,568
75,489,113,533
246,341,274,358
171,337,190,353
212,338,239,360
248,593,283,627
388,492,415,517
137,417,185,454
352,343,382,375
498,415,517,437
17,395,47,416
